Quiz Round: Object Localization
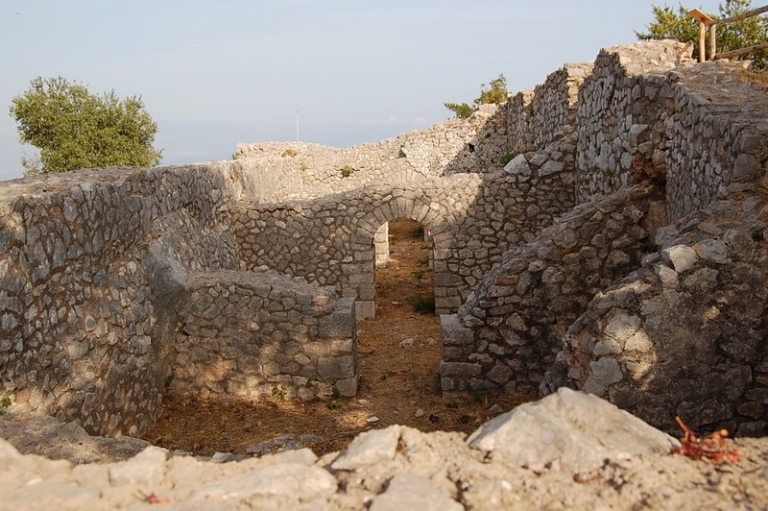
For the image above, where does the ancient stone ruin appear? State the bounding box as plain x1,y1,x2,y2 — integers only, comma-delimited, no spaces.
1,39,768,448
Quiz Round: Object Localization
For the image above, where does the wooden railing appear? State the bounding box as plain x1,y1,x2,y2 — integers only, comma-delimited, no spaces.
689,5,768,62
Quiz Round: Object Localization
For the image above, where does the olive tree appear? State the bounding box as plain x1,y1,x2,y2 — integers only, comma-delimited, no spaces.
10,76,162,174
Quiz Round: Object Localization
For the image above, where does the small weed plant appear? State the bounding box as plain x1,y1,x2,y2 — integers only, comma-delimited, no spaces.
281,148,298,157
409,294,436,314
271,386,288,401
499,150,517,167
327,386,342,410
340,165,357,178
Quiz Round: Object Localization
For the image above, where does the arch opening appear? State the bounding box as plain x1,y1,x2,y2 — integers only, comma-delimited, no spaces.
356,218,443,417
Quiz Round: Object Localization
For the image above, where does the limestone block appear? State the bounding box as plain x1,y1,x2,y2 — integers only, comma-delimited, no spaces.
331,425,402,470
334,376,359,397
440,314,474,347
108,446,168,486
440,362,481,378
662,244,698,273
467,387,679,473
318,302,355,338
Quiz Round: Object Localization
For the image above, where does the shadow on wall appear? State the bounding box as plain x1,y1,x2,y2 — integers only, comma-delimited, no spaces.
544,198,768,437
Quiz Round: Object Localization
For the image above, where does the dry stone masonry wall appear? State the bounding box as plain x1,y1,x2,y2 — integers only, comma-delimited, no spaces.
542,190,768,436
0,164,246,436
174,269,358,401
3,39,768,441
441,185,661,395
232,166,575,319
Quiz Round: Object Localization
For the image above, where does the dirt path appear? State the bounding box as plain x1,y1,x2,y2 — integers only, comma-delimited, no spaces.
143,220,533,457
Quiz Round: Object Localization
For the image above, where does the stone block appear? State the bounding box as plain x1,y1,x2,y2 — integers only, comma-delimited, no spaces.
318,308,355,339
356,300,376,319
318,355,356,380
440,362,481,378
334,375,358,397
441,314,474,346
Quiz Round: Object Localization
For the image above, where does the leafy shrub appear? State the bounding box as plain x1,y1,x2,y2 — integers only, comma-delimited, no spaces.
409,294,436,314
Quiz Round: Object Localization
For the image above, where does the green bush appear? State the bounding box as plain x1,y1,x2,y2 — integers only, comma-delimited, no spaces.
409,294,436,314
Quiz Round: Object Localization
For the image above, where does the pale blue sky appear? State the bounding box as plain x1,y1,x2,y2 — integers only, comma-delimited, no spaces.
0,1,719,182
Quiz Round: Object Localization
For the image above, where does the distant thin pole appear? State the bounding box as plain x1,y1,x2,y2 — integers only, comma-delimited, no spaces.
296,108,300,141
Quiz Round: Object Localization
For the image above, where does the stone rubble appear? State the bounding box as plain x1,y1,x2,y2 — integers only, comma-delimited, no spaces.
2,388,767,510
543,186,768,437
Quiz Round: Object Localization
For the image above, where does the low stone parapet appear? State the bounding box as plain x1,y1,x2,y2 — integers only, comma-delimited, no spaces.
172,268,358,401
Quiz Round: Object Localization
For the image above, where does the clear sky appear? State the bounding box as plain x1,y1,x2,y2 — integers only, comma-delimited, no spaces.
0,1,720,182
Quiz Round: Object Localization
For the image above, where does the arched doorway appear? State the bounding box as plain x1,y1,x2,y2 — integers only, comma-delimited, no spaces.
356,218,442,418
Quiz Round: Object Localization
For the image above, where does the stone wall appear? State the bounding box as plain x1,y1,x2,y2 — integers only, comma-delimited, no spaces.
574,41,768,222
232,159,575,319
441,185,662,395
575,40,691,203
542,189,768,436
4,39,768,440
0,163,247,436
173,268,358,401
233,105,508,204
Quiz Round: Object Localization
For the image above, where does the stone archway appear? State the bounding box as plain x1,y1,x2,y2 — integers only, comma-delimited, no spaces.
348,193,457,319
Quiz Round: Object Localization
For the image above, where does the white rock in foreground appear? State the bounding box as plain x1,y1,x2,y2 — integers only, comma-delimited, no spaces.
467,387,679,472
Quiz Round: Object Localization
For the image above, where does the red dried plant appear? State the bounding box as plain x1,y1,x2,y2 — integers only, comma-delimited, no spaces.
671,416,743,464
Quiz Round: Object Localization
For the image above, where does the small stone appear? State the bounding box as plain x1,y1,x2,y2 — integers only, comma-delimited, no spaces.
663,245,698,273
400,338,415,348
488,404,502,414
414,408,425,417
210,452,235,463
367,416,380,423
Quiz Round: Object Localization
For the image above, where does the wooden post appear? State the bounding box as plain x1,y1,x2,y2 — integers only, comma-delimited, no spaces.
710,23,717,60
689,9,714,61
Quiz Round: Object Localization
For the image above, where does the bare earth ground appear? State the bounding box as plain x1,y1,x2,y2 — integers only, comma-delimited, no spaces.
143,219,535,457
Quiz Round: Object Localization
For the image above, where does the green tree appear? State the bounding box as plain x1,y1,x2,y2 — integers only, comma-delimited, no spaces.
9,76,162,174
444,101,473,119
636,0,768,71
474,73,508,105
444,73,509,119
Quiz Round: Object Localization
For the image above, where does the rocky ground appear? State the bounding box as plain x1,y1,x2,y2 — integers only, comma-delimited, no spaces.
1,388,767,510
141,220,532,458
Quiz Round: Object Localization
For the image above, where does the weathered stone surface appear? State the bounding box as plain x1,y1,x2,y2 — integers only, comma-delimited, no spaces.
193,462,337,501
1,38,767,483
369,473,463,511
546,190,768,436
467,387,679,472
331,426,402,471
